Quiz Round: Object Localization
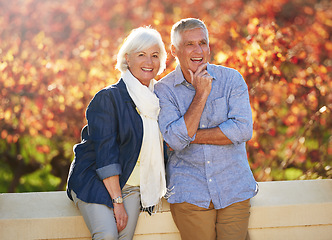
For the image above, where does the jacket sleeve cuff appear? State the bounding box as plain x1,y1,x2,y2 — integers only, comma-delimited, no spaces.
96,163,122,180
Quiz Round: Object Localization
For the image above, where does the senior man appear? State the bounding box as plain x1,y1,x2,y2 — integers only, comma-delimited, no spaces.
155,18,258,240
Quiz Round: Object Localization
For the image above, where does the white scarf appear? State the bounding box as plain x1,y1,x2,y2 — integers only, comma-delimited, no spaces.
122,70,167,208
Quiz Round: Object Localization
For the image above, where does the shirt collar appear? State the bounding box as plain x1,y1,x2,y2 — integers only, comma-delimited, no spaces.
173,65,186,87
206,63,217,80
173,63,215,87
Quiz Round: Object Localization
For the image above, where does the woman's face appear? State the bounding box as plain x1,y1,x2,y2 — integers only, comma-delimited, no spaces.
126,44,161,86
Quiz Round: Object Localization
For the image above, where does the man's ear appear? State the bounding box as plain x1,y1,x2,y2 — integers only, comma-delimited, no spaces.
170,45,177,58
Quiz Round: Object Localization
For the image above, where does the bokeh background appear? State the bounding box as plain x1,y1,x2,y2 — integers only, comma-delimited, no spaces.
0,0,331,193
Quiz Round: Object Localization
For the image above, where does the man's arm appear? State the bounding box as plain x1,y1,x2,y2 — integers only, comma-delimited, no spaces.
191,127,232,145
191,69,253,146
184,63,213,138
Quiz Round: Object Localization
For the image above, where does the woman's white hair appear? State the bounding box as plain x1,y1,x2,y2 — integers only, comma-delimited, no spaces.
116,26,167,75
171,18,209,49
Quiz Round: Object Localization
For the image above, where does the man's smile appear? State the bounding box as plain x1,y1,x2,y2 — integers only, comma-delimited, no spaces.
191,57,203,63
141,67,153,72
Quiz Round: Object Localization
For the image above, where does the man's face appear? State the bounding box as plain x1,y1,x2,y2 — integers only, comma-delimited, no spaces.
172,28,210,83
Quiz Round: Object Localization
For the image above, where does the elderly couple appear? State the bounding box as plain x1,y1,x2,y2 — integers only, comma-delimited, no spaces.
66,18,258,240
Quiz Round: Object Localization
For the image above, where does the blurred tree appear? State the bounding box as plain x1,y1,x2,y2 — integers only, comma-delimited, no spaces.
0,0,331,192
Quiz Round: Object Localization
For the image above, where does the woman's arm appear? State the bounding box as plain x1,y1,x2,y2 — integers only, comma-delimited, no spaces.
103,175,128,232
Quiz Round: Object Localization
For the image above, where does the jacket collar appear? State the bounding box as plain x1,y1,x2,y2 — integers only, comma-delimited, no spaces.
117,78,137,109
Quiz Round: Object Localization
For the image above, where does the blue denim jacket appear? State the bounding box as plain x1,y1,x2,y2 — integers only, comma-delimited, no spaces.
66,79,143,208
155,64,258,209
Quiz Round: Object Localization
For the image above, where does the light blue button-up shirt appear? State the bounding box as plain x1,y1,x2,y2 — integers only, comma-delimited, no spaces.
155,63,258,209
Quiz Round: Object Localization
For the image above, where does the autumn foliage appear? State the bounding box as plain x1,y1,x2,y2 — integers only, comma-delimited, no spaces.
0,0,331,192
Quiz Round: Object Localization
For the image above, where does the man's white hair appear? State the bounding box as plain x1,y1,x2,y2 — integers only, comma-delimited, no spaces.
171,18,209,49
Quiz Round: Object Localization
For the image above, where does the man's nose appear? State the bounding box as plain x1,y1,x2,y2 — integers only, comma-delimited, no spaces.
193,44,203,53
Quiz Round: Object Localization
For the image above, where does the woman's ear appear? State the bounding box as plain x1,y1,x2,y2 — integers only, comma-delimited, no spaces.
125,53,130,67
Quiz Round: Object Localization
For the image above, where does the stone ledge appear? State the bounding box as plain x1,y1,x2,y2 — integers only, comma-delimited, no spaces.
0,179,331,240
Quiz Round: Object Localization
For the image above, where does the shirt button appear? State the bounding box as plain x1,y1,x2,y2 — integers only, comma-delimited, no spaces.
207,161,210,164
209,179,212,182
201,124,206,128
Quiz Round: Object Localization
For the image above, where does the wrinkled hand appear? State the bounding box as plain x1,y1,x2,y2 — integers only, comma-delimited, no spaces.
113,203,128,232
188,63,213,96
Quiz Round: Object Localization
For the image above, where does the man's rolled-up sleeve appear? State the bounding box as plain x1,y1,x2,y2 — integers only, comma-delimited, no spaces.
218,72,253,145
155,83,195,151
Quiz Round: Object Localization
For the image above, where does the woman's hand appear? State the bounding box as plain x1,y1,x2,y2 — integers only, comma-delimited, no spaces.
102,175,128,232
113,203,128,232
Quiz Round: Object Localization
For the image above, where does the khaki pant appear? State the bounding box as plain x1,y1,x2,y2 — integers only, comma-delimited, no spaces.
170,199,251,240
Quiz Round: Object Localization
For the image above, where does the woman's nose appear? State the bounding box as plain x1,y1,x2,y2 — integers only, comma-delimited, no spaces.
146,56,153,64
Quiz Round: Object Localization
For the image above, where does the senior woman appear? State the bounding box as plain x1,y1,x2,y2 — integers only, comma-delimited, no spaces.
66,27,167,240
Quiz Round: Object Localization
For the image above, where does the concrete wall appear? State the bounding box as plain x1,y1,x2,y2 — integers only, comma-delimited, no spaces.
0,179,331,240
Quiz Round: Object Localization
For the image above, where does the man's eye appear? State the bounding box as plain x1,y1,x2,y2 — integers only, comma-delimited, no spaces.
153,54,159,58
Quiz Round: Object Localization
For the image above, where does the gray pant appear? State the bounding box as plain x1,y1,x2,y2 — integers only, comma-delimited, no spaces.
72,185,141,240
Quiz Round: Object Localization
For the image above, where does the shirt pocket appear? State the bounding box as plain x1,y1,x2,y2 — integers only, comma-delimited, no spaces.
207,97,228,127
